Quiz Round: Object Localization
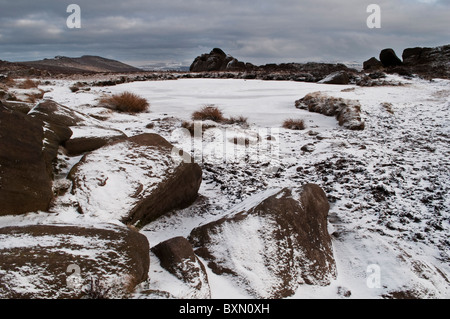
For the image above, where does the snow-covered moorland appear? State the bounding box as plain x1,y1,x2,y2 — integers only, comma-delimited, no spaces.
1,75,449,299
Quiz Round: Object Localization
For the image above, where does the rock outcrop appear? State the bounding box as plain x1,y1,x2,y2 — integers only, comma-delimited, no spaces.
189,185,337,298
402,44,450,79
152,237,211,299
380,48,403,67
295,92,365,130
0,103,53,215
0,224,150,299
69,133,202,226
189,49,356,83
363,44,450,79
190,48,248,72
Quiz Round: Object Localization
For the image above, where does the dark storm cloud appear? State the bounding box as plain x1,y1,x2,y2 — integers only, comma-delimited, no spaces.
0,0,448,66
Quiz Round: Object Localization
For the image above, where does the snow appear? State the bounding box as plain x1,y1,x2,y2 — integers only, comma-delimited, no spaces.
1,75,449,299
70,140,176,222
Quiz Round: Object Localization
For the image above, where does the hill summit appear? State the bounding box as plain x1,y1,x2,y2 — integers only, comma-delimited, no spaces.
16,55,142,74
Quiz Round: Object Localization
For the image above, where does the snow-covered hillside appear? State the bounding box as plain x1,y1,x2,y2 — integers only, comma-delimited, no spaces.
1,75,448,299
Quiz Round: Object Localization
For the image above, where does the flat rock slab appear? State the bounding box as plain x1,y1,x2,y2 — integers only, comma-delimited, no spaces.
64,125,126,155
0,224,150,299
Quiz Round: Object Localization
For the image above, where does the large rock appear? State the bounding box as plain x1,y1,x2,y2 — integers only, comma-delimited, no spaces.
190,48,247,72
189,185,337,298
379,48,403,67
152,237,211,299
68,133,202,226
363,57,384,71
0,103,53,215
319,71,350,85
0,224,150,299
295,92,365,130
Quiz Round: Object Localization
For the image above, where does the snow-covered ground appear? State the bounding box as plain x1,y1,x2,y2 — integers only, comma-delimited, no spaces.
1,75,449,299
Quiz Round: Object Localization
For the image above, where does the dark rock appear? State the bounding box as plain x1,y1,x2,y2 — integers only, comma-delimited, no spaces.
152,237,210,298
379,49,403,67
403,47,434,65
319,71,350,85
0,103,53,215
301,144,315,153
189,185,337,298
69,133,202,226
0,224,150,298
363,57,384,71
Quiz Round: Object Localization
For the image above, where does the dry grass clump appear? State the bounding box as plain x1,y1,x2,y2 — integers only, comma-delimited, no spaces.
282,118,306,130
225,116,249,126
192,105,225,122
381,102,395,114
18,78,40,89
191,105,248,128
2,76,17,88
99,91,149,113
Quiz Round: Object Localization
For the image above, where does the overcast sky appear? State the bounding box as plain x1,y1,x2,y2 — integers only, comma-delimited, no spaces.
0,0,448,67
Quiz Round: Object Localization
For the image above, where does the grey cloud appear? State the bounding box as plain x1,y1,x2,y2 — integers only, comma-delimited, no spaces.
0,0,448,66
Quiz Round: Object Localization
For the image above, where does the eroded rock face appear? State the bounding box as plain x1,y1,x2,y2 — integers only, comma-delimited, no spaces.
152,237,211,299
28,100,127,159
0,103,53,215
189,185,337,298
69,133,202,226
0,224,150,299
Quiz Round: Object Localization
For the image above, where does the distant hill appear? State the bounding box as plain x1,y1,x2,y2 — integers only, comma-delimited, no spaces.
16,55,142,73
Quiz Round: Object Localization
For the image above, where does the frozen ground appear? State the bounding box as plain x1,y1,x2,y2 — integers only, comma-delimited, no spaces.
1,76,449,299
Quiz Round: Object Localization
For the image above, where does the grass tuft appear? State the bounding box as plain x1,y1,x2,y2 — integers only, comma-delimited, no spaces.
282,118,306,130
99,91,149,113
191,105,225,122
